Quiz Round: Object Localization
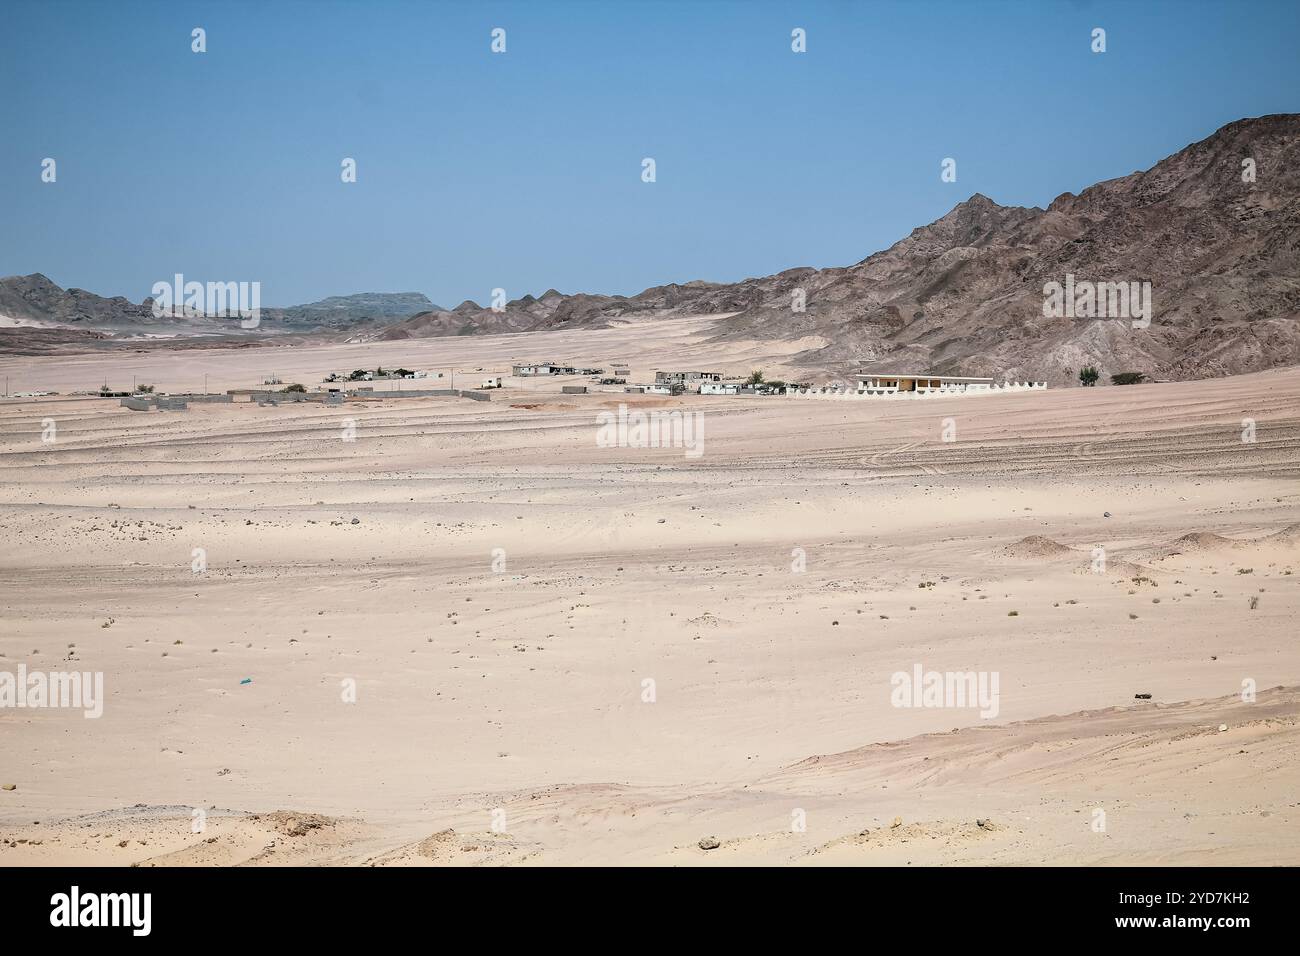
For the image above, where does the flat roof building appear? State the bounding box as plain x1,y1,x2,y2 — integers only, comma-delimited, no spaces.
513,362,557,376
512,362,591,376
655,370,722,385
854,372,996,393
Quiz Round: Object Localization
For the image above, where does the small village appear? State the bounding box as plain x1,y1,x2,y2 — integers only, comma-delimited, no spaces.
5,360,1048,412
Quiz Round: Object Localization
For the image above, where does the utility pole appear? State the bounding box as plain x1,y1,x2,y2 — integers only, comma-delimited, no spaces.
204,373,208,395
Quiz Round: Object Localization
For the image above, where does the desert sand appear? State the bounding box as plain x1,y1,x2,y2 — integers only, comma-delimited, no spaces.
1,315,1297,865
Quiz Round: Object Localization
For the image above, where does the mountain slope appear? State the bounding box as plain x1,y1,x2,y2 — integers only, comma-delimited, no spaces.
370,113,1300,383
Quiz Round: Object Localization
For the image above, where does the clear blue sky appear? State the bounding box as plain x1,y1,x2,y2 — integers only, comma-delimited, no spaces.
2,0,1297,308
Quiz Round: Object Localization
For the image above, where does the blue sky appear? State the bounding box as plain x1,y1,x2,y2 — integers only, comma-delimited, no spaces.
1,0,1297,307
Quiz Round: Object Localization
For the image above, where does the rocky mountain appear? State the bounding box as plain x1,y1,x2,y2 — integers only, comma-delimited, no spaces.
367,113,1300,384
6,114,1297,382
0,273,158,328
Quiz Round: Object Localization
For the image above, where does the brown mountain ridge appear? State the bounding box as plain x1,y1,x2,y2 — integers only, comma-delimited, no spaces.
5,114,1298,383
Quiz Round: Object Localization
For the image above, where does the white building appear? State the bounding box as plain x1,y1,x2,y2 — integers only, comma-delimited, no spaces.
656,370,722,386
625,384,676,395
513,362,583,376
512,362,555,376
778,371,1048,399
854,373,997,395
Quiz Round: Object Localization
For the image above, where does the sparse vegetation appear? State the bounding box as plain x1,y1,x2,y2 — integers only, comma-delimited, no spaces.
1110,371,1145,386
282,383,306,393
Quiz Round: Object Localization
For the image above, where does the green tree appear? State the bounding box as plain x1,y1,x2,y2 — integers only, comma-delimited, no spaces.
746,369,765,385
1110,371,1145,386
1079,366,1100,387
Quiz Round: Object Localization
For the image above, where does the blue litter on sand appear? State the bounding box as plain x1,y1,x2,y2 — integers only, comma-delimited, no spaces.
240,678,252,685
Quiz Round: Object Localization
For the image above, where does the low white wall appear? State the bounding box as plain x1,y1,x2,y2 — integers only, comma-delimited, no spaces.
785,382,1049,399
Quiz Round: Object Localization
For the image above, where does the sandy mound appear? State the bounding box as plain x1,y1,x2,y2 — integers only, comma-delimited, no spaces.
1161,531,1238,556
1110,558,1159,577
805,818,1005,863
138,810,358,866
0,806,365,867
999,535,1075,559
250,810,337,838
1266,523,1300,544
363,827,538,866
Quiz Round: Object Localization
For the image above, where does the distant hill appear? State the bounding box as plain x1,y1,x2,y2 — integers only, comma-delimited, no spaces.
266,292,443,329
0,276,437,337
364,113,1300,383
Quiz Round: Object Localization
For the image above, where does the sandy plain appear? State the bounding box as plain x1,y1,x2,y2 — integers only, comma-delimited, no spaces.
0,314,1297,865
